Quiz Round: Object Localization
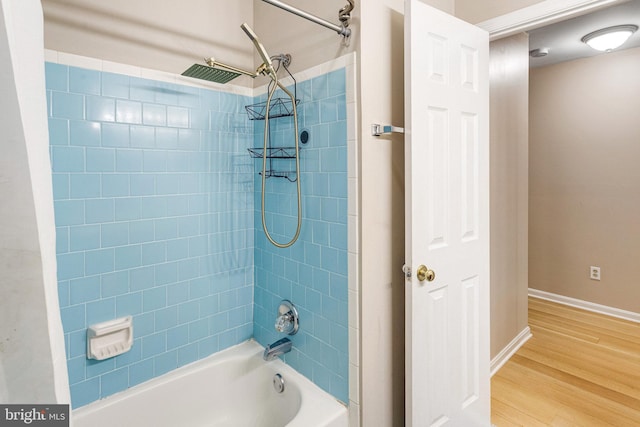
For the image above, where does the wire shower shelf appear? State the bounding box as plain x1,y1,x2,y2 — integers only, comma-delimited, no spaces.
245,98,300,120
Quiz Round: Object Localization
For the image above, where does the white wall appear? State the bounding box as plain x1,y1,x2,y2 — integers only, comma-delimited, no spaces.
42,0,255,86
489,33,530,360
0,0,69,403
529,46,640,312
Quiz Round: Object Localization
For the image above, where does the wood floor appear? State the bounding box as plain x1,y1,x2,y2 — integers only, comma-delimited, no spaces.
491,297,640,426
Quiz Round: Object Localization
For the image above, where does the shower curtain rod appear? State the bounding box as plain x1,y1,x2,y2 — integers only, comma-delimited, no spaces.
261,0,352,38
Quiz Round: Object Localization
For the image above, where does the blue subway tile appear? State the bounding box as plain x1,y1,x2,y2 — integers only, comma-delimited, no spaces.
320,98,338,124
155,306,178,331
327,69,346,97
60,304,86,333
167,281,189,306
166,238,188,261
115,245,142,270
141,241,166,265
142,103,167,126
141,332,166,358
116,292,143,317
112,198,140,222
178,343,199,367
154,351,177,376
52,174,70,200
133,313,155,337
101,223,129,248
130,125,155,148
155,262,178,286
85,199,114,223
129,220,154,244
178,300,199,324
179,129,200,151
102,123,130,148
154,218,177,240
129,359,154,387
57,252,85,280
167,106,189,128
52,146,85,172
70,174,100,198
70,225,100,252
116,100,142,124
102,174,129,197
86,148,115,172
143,287,167,311
86,96,115,122
102,73,130,99
49,118,69,146
86,297,116,325
166,324,189,349
70,378,100,408
58,280,70,307
116,339,142,367
68,330,87,358
66,356,85,385
52,92,84,120
86,357,115,379
156,128,178,149
101,367,129,397
143,151,167,172
85,248,114,275
70,67,101,95
188,318,209,342
141,197,167,218
116,149,143,172
129,174,155,196
129,266,155,291
101,271,130,297
45,63,68,91
156,174,180,195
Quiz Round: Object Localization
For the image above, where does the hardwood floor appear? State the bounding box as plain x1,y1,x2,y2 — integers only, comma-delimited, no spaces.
491,297,640,426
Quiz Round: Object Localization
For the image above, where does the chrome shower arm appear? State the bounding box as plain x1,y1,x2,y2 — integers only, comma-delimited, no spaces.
261,0,352,38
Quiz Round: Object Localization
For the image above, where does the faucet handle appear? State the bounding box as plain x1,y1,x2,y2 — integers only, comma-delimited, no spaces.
275,313,292,333
274,300,299,335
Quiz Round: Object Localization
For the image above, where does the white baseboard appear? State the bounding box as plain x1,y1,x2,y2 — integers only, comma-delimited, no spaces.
528,289,640,324
490,326,532,377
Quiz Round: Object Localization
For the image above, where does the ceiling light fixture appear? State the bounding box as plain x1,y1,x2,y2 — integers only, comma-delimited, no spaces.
581,24,638,52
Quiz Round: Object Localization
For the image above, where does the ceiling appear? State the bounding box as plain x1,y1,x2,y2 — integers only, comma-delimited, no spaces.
528,0,640,68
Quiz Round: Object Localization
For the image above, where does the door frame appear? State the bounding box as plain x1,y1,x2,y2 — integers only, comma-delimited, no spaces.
478,0,627,40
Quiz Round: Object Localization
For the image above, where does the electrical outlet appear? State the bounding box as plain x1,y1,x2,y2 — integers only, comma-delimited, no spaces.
590,266,601,281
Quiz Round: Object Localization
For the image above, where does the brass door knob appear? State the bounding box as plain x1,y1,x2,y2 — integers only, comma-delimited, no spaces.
416,265,435,282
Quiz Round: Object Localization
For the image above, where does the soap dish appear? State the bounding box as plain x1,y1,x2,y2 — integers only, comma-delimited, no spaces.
87,316,133,360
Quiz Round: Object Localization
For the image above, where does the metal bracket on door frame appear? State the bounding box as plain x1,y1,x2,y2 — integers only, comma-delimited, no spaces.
371,124,405,137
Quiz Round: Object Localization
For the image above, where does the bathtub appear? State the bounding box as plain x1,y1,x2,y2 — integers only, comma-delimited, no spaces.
72,340,348,427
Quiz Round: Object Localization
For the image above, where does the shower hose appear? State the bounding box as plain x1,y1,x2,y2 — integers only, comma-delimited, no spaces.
260,68,301,248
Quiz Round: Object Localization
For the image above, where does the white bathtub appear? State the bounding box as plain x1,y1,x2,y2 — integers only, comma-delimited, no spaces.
73,340,348,427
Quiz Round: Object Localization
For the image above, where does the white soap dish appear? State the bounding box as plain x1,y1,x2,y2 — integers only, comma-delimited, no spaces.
87,316,133,360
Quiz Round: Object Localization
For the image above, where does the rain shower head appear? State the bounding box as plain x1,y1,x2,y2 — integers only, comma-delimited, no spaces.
240,23,274,74
181,57,259,84
181,63,241,84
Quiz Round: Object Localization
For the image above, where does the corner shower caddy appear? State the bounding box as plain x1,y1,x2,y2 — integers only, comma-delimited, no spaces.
245,64,301,182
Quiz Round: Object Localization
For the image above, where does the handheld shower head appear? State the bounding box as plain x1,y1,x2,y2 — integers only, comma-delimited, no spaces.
240,23,274,74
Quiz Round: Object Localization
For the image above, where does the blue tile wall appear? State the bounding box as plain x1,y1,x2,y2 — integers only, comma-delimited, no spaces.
47,63,255,408
252,68,349,403
48,62,348,408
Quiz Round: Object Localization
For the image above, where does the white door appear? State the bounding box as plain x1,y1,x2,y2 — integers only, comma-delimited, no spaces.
404,1,490,426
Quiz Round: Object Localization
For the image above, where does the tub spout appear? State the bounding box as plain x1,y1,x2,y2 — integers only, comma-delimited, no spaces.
263,337,292,361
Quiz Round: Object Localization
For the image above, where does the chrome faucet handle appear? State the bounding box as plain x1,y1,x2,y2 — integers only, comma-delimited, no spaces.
274,300,299,335
275,313,293,333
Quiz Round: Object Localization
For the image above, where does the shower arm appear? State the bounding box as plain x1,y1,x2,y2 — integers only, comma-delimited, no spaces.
261,0,352,38
205,57,270,78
